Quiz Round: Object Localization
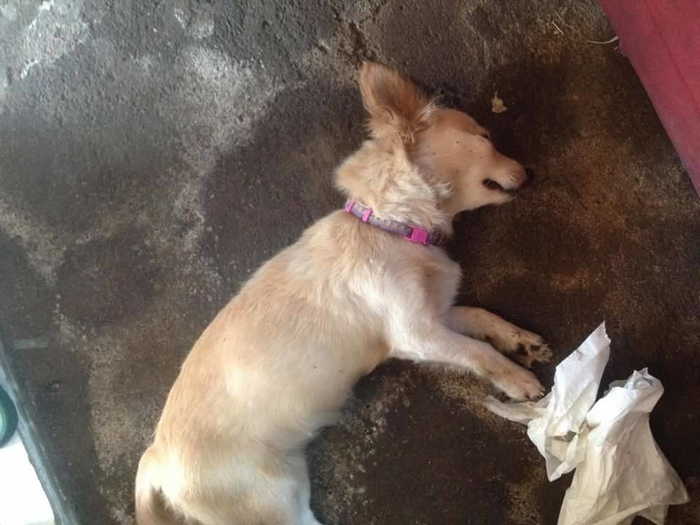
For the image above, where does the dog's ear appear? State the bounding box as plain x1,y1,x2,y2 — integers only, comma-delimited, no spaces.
359,62,436,144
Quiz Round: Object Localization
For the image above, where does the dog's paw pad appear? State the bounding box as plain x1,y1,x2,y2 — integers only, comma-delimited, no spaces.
513,342,553,368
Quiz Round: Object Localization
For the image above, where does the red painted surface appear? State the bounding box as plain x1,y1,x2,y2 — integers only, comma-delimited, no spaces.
599,0,700,196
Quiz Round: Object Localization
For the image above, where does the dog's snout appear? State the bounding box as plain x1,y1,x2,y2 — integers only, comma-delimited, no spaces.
510,165,530,189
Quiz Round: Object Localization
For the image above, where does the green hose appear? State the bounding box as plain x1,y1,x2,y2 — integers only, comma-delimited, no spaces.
0,385,18,447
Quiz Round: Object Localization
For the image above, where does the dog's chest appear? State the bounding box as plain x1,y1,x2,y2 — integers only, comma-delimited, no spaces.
421,252,462,315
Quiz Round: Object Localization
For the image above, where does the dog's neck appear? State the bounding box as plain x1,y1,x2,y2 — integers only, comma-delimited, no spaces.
335,141,454,236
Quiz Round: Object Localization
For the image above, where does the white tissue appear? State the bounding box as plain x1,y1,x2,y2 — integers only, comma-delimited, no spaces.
485,323,689,525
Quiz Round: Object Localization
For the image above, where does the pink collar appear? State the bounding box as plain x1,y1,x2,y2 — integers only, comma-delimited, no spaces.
344,200,443,246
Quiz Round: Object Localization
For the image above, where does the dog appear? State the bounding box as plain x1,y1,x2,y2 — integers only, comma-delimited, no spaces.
135,61,552,525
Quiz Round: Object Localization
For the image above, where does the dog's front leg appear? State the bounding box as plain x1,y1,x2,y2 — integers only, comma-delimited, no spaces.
389,319,544,400
444,306,553,368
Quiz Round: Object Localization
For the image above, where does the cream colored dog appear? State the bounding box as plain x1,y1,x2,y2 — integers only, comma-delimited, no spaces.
135,62,551,525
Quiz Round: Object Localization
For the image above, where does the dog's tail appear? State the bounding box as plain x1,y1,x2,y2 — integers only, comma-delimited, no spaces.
135,446,181,525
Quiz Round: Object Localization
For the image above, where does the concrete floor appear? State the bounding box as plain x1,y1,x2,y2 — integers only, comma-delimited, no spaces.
1,0,699,524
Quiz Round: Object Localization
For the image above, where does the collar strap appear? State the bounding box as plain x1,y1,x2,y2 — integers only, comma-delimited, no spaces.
344,200,442,246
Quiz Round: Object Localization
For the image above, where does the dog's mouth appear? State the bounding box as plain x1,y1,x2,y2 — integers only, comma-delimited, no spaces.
483,178,519,194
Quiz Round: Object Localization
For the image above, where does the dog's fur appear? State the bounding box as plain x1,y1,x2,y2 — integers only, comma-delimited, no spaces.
135,62,551,525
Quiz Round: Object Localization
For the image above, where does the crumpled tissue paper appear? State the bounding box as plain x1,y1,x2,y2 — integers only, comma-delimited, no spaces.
485,323,689,525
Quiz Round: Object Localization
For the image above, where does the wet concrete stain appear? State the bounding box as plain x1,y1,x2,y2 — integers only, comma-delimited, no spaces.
57,229,163,328
1,0,699,524
309,362,569,524
201,78,362,281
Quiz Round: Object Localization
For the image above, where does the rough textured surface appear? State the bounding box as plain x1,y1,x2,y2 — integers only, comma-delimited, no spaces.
0,1,699,524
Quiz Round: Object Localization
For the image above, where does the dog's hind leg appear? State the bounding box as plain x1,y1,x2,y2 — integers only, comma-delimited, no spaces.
170,453,323,525
444,306,552,368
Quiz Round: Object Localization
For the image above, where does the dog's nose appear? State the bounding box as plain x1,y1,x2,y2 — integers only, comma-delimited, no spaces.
524,168,535,183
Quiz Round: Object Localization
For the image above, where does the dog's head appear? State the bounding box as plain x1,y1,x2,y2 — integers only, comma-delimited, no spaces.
355,62,530,216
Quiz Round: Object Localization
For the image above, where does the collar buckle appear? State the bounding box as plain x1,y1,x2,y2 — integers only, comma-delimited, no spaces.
405,227,430,245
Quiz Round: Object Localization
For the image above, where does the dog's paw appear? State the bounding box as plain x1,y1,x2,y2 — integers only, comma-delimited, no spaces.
514,340,553,369
492,365,545,401
492,329,552,368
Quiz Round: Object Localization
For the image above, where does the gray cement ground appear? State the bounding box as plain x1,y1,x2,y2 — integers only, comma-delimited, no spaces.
1,0,699,524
